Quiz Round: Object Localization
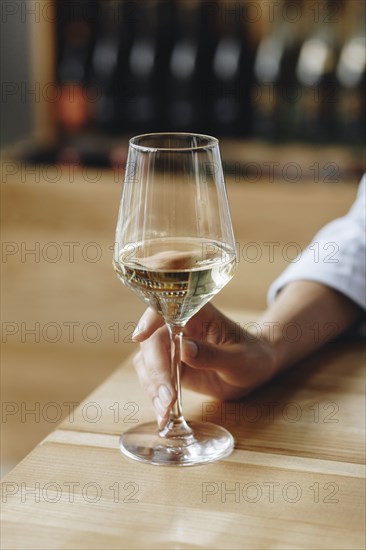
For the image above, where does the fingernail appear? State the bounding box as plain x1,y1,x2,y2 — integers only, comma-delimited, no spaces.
132,324,143,340
158,385,172,408
153,397,166,416
184,339,198,358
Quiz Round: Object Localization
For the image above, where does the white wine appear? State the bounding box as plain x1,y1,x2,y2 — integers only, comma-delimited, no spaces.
114,238,236,325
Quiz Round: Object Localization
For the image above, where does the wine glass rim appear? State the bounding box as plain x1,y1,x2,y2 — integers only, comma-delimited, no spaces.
129,132,219,152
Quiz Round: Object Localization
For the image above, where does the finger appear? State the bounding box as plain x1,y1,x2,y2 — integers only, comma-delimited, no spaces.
182,338,250,386
182,337,275,390
184,303,242,345
181,362,247,400
132,307,164,342
133,349,172,429
136,327,176,427
182,338,238,370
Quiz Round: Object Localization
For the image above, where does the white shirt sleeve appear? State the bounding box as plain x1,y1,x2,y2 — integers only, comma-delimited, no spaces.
268,175,366,310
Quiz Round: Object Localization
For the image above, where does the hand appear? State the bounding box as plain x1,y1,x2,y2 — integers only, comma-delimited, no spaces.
132,303,278,428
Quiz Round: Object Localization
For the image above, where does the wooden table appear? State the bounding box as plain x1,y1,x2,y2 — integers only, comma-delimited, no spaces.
1,307,365,549
2,165,360,471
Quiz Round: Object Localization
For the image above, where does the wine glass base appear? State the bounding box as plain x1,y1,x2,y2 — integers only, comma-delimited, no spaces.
120,421,234,466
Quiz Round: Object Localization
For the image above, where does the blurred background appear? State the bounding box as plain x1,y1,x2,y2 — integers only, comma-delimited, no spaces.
1,0,365,476
2,0,366,159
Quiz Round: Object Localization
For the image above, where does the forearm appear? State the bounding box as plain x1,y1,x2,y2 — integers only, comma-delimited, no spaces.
259,281,364,373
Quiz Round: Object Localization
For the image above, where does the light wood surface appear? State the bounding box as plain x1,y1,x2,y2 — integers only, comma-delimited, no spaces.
1,164,360,473
1,310,365,549
1,164,365,548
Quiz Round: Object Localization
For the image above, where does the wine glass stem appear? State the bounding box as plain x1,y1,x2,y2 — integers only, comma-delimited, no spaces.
162,324,193,439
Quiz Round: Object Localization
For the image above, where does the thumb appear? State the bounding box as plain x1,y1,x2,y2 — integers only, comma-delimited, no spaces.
182,338,243,374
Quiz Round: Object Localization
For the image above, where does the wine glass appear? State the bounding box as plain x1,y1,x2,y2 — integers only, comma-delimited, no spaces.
113,132,237,466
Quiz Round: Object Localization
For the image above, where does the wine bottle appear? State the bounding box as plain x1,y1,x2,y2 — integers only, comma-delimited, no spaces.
89,0,121,132
296,0,342,142
118,0,161,134
163,0,204,132
253,0,304,141
208,0,253,137
335,0,366,145
55,0,98,134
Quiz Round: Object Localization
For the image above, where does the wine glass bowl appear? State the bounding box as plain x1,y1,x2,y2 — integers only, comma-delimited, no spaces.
113,132,236,466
